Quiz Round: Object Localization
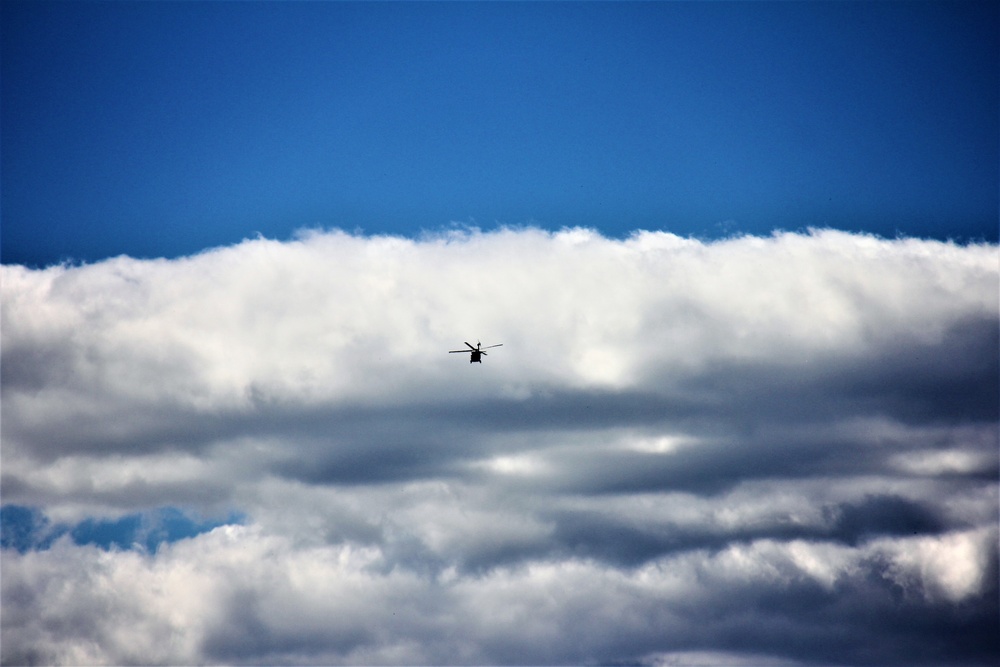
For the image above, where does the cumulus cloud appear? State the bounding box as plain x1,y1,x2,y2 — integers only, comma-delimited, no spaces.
2,227,997,665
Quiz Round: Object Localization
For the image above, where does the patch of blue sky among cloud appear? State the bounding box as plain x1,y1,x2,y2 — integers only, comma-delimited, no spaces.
0,505,243,554
2,227,998,665
1,1,997,268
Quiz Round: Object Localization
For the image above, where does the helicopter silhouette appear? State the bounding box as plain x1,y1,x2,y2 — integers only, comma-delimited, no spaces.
449,341,502,363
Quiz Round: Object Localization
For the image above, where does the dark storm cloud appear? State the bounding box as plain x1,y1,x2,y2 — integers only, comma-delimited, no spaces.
542,494,950,570
2,229,997,665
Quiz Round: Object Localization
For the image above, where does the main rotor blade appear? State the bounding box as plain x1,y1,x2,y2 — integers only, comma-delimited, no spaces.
465,342,477,351
482,344,503,349
449,350,470,353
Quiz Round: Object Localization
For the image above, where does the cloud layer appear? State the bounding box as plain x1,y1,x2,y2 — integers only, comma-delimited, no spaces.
2,227,998,665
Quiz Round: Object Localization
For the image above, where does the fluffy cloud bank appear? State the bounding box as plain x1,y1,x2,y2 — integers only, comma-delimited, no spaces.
2,227,998,665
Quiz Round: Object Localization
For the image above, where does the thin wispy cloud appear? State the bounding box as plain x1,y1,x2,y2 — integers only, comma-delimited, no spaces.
2,228,997,665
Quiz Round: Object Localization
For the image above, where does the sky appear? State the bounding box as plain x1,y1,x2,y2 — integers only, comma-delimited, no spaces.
2,2,999,666
1,0,998,267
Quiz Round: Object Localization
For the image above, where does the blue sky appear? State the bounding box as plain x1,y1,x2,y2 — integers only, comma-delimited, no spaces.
3,1,997,267
1,504,243,553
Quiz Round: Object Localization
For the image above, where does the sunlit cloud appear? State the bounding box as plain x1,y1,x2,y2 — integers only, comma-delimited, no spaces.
2,227,997,665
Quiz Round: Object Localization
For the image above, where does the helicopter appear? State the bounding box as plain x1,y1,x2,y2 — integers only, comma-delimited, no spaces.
449,341,502,363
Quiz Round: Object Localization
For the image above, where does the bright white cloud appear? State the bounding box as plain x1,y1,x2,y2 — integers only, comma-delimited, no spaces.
3,525,995,665
2,227,998,665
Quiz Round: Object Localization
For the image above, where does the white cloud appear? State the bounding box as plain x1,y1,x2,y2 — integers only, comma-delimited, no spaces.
4,525,995,665
879,528,997,604
2,227,997,665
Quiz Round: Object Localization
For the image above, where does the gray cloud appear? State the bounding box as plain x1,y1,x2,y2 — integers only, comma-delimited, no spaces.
2,228,997,665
